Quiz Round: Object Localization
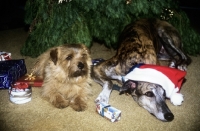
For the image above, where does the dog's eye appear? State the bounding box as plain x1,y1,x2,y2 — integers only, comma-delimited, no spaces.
163,90,166,97
138,82,143,86
66,55,73,60
145,91,154,97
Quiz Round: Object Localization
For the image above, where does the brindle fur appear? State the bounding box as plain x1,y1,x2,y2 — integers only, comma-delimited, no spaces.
91,18,191,105
120,80,174,121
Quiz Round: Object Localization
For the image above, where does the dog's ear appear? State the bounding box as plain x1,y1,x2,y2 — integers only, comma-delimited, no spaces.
112,59,118,66
81,44,91,54
119,80,137,95
85,47,90,54
108,58,118,67
50,48,58,65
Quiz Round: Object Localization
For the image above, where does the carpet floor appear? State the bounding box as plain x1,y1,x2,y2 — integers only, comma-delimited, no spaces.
0,28,200,131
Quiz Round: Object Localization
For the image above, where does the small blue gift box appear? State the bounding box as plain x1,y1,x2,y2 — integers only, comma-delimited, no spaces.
0,59,27,89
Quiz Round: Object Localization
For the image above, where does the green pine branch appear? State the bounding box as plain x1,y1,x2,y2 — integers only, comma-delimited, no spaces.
21,0,200,57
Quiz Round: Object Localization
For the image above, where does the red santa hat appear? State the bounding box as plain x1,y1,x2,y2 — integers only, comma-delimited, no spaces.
124,64,186,106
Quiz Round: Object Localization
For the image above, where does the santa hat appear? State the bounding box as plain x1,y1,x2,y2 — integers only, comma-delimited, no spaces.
124,64,186,106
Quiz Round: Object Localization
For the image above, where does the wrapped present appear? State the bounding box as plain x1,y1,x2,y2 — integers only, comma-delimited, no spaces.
0,51,11,61
92,58,105,65
0,59,27,89
9,82,32,104
15,74,43,87
96,102,121,122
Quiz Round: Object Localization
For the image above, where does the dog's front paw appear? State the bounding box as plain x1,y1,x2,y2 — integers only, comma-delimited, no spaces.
70,103,87,112
95,88,112,104
70,97,87,111
52,95,69,108
95,94,109,104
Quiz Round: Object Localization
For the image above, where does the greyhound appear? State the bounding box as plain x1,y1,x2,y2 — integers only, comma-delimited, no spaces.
91,18,191,121
119,80,174,121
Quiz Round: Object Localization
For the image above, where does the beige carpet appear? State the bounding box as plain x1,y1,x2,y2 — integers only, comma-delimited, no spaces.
0,28,200,131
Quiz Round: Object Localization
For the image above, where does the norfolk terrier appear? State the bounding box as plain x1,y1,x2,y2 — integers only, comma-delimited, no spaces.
32,44,92,111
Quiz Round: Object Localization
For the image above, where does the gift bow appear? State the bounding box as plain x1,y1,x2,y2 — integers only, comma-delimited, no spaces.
25,73,36,81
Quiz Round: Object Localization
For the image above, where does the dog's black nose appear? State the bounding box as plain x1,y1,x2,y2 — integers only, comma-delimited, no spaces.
78,62,84,69
164,113,174,121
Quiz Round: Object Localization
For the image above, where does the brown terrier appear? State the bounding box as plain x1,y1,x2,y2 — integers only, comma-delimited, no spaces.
32,44,92,111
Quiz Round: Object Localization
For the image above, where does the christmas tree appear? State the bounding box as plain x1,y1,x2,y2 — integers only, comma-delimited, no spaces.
21,0,200,57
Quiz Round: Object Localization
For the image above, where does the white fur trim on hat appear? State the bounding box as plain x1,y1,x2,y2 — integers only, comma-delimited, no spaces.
170,87,184,106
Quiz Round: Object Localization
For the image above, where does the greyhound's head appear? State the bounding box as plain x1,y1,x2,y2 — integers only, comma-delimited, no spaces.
120,80,174,122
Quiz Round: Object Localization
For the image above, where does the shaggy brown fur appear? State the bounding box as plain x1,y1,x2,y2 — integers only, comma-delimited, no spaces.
32,44,92,111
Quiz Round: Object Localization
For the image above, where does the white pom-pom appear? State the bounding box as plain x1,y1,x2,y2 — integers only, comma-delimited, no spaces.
170,93,184,106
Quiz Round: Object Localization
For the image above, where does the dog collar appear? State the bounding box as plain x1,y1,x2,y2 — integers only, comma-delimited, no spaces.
121,63,145,82
127,63,144,73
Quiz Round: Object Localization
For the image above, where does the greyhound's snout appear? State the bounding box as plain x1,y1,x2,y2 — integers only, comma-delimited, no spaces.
164,112,174,121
